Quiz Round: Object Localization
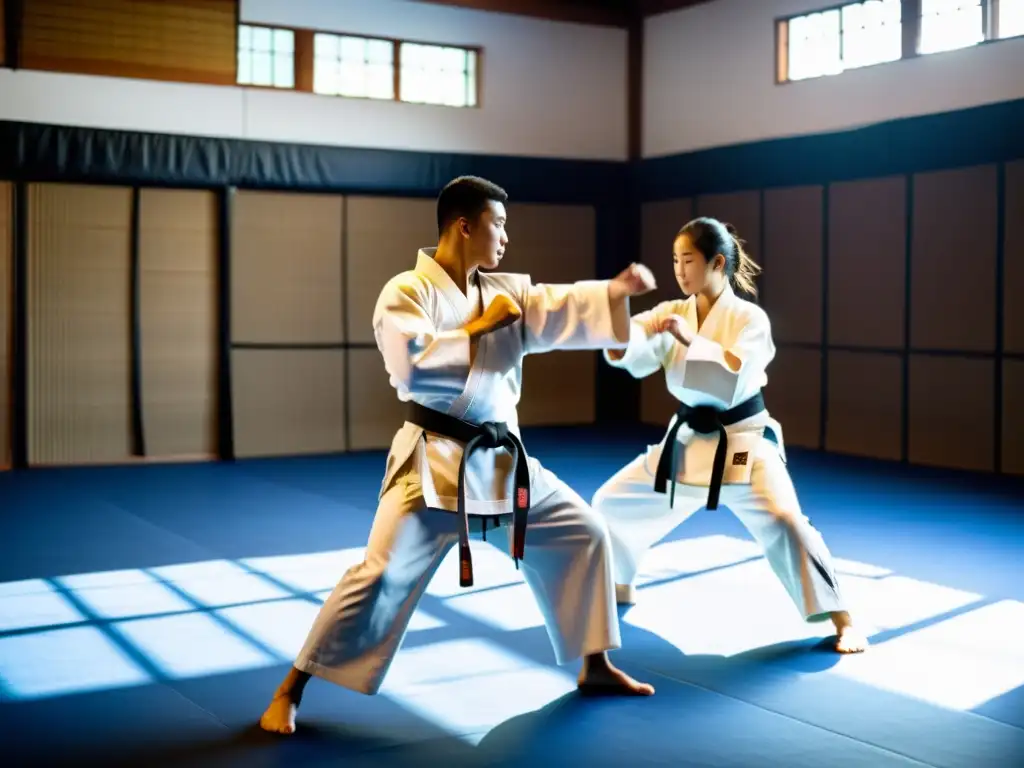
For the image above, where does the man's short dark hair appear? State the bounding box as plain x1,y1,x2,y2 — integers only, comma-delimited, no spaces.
436,176,508,237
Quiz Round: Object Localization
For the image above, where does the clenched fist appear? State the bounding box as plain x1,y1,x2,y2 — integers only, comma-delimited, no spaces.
651,313,693,346
465,294,522,339
609,263,657,302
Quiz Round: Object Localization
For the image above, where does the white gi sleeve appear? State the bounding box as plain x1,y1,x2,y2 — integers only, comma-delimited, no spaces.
678,312,775,406
602,301,679,379
521,279,631,354
372,279,471,397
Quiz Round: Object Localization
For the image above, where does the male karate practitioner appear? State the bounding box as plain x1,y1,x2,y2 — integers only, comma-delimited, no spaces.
260,176,658,734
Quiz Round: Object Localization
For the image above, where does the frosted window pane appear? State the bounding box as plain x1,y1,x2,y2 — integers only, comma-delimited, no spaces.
339,61,366,97
842,0,902,71
999,0,1024,38
237,51,251,84
251,52,272,86
401,43,425,68
366,63,394,99
787,9,842,81
274,54,294,88
274,29,294,55
919,0,984,54
367,40,393,65
340,36,367,62
313,58,339,95
315,33,339,60
238,25,252,51
252,27,272,53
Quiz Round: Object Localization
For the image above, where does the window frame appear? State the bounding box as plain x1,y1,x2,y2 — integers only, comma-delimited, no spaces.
775,0,1021,86
234,23,483,109
235,23,298,91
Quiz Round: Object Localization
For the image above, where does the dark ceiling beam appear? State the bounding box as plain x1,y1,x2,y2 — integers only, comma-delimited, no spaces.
409,1,714,28
409,0,632,28
636,0,711,18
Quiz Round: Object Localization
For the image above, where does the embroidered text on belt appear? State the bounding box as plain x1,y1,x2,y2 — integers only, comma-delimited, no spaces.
653,392,767,510
405,401,531,588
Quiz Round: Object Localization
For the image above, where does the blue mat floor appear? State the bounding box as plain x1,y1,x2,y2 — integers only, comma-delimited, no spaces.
1,425,1022,767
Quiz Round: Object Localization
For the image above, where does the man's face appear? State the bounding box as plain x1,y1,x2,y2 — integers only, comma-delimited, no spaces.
464,200,508,270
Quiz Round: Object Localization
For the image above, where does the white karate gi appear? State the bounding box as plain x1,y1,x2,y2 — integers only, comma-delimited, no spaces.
593,285,846,622
294,248,631,694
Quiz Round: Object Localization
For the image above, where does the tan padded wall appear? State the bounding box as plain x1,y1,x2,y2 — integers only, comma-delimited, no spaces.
138,189,218,459
347,348,405,451
346,196,435,344
696,190,762,292
911,165,997,352
232,349,346,458
638,198,692,314
0,183,9,468
506,203,597,426
1005,161,1024,353
765,347,820,449
825,351,902,460
829,176,906,349
763,185,823,344
908,355,994,471
639,199,693,425
232,191,344,345
1003,359,1024,475
27,184,132,465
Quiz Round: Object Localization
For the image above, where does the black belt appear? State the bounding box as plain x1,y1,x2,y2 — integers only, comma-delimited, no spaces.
406,401,531,588
653,392,769,510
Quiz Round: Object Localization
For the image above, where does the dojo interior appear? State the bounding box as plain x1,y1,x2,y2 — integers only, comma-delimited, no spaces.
1,1,1023,766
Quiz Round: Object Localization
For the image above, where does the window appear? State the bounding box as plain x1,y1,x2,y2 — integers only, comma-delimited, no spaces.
918,0,984,54
781,0,902,82
400,43,478,108
237,24,295,88
313,33,395,100
998,0,1024,38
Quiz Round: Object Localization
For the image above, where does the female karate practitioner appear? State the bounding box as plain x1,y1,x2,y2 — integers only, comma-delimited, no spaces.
592,217,868,654
260,176,657,735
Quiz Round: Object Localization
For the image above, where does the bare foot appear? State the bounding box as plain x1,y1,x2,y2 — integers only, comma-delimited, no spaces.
259,692,299,735
577,652,655,696
259,667,311,735
831,611,869,654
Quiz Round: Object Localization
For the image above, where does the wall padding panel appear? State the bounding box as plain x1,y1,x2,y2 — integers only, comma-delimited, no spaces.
640,372,677,427
232,191,344,344
828,176,906,349
764,347,821,449
231,349,346,458
908,355,994,471
139,189,218,458
911,165,997,352
27,184,133,465
1005,161,1024,354
639,199,693,425
347,347,405,451
763,186,823,344
1003,359,1024,476
507,203,597,426
638,198,692,315
345,196,435,345
0,182,9,468
696,190,762,290
825,351,902,460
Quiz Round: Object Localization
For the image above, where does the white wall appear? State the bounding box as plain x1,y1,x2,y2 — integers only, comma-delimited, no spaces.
0,0,627,161
644,0,1024,158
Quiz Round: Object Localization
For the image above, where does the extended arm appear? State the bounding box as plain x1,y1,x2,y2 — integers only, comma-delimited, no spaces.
521,280,632,354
